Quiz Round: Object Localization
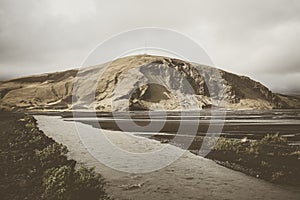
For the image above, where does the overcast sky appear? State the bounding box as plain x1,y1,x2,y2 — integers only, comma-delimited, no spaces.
0,0,299,94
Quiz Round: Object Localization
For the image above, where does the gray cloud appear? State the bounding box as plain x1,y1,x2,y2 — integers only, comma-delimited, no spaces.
0,0,299,94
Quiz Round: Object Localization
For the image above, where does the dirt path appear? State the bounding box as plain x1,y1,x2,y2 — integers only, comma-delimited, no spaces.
35,115,300,200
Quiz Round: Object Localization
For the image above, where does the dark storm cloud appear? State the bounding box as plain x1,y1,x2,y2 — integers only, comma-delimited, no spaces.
0,0,299,93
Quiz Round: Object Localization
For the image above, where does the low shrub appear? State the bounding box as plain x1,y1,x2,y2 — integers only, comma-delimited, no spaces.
213,137,246,153
43,165,73,200
43,165,106,200
214,134,298,156
0,114,109,200
260,133,287,145
210,133,300,185
35,143,69,168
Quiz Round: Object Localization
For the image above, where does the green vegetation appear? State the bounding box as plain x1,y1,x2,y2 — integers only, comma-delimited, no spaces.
213,133,299,156
208,134,300,185
0,113,110,200
43,166,107,200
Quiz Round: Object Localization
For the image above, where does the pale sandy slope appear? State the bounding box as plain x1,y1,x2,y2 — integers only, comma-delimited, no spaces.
35,115,300,200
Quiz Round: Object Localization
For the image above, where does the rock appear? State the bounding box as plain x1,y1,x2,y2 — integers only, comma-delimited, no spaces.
120,183,143,190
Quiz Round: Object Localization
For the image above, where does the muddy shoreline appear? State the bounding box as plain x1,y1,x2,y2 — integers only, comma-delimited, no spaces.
2,111,299,199
34,115,300,200
62,110,300,186
29,109,300,186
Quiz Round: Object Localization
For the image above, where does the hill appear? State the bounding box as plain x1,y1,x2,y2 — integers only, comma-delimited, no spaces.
0,55,299,111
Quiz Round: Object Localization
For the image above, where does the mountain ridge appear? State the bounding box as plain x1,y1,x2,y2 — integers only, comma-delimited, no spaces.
0,54,299,112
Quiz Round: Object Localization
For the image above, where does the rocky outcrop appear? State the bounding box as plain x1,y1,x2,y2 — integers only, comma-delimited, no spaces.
0,55,299,112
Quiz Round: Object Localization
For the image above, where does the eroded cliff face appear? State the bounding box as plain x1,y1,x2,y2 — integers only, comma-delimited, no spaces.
0,55,299,112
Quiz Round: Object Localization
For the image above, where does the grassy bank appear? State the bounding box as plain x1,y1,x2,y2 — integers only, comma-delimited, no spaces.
151,134,300,186
0,113,111,200
206,134,300,186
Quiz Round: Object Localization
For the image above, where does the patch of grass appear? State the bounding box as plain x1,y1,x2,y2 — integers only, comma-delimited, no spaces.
213,137,245,153
214,134,298,156
260,133,287,145
43,165,107,200
0,113,110,200
208,134,300,185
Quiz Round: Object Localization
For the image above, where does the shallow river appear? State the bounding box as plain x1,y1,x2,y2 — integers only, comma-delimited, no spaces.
62,109,300,143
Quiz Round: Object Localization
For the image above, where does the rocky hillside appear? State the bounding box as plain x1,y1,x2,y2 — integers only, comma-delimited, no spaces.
0,55,299,112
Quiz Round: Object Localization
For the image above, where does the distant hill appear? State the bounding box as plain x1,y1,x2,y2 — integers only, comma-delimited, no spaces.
0,55,299,112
